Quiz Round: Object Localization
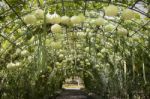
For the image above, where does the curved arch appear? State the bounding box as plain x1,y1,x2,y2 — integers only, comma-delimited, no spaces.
0,0,149,98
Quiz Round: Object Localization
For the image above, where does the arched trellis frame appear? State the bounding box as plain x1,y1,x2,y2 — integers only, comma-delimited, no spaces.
0,0,150,98
0,1,149,83
0,0,149,80
0,0,149,63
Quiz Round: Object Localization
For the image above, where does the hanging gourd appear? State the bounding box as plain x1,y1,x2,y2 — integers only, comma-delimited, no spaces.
104,5,118,16
61,16,70,24
71,15,82,24
35,9,44,19
121,9,135,20
51,24,62,33
24,14,37,25
50,12,61,24
94,17,106,26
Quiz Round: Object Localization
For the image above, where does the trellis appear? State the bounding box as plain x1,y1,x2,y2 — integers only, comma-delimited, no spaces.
0,0,150,98
0,0,149,57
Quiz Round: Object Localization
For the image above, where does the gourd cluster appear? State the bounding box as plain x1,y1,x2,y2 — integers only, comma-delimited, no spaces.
23,5,139,34
7,5,141,69
23,9,85,33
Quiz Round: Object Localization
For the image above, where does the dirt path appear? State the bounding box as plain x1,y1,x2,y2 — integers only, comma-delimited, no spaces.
56,89,92,99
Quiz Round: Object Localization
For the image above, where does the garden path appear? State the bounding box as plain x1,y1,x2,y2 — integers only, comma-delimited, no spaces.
56,89,92,99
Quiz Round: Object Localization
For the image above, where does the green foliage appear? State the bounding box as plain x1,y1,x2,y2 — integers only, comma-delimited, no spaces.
0,0,150,98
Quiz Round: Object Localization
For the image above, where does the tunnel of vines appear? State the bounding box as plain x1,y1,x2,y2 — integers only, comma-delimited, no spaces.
0,0,150,99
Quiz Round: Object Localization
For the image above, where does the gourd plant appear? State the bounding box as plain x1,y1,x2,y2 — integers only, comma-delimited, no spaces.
0,0,149,99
